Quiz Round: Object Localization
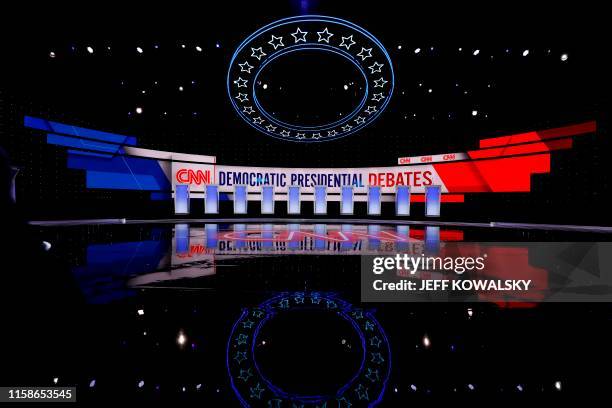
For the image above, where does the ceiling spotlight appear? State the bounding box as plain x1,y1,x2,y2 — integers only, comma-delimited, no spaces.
473,49,480,56
561,53,568,61
135,107,143,114
138,380,144,388
177,331,187,346
422,334,431,348
343,84,349,90
554,381,562,391
195,46,203,52
467,307,473,317
86,46,94,54
137,309,144,316
472,110,478,116
522,49,529,56
216,42,221,48
397,45,402,50
414,48,421,54
42,241,52,251
181,44,186,49
263,83,268,90
136,47,143,54
49,51,56,58
458,47,462,51
427,88,432,93
178,86,184,91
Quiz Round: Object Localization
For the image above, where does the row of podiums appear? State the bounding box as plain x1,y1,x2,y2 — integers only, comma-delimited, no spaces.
174,185,442,216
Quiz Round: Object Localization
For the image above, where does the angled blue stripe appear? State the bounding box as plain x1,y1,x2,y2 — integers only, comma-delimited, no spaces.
48,133,122,154
25,116,137,146
67,149,114,158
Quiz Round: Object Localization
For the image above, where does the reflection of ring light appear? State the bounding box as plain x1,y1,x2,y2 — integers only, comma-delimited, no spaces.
227,292,391,407
227,15,395,142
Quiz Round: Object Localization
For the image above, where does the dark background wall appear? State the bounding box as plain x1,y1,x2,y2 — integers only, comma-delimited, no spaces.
1,1,610,224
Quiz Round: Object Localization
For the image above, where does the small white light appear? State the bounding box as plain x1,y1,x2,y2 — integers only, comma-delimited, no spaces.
53,377,58,384
262,340,266,345
135,107,143,114
136,47,143,54
410,384,417,391
422,334,431,348
141,90,146,94
181,44,186,49
196,46,203,52
89,379,96,388
138,380,144,388
458,47,463,51
343,84,348,90
182,386,186,392
397,45,402,50
263,84,268,90
87,46,94,54
414,48,421,54
394,387,398,393
216,42,221,48
178,86,184,91
137,309,144,316
49,51,56,58
554,381,562,391
196,384,202,390
42,241,52,251
467,307,473,317
522,49,530,56
472,110,478,116
427,88,432,93
473,49,480,56
177,331,187,346
468,384,475,390
561,53,568,62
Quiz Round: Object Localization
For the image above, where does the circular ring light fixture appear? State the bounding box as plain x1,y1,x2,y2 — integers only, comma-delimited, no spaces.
227,292,391,407
227,16,395,142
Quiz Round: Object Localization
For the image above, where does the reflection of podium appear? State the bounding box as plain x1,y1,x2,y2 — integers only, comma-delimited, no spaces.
10,166,19,202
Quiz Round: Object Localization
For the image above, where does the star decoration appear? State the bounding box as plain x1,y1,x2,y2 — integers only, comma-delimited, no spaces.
368,62,384,73
357,47,373,60
337,397,352,408
373,77,388,88
312,133,322,139
291,28,308,43
364,321,374,331
250,47,267,60
369,336,382,348
280,129,291,137
328,129,338,137
317,27,334,43
370,352,385,364
341,124,353,132
339,35,356,50
249,383,265,400
268,399,282,408
326,300,338,309
354,116,366,125
296,133,306,139
365,106,378,115
243,106,255,115
351,310,364,319
252,310,264,318
355,384,369,401
371,93,385,102
266,124,277,132
234,351,247,364
241,319,255,329
311,295,322,303
238,368,253,382
234,77,248,88
253,116,264,125
235,93,249,103
268,35,284,49
278,298,289,308
294,295,305,303
236,333,249,345
365,368,380,383
239,61,254,73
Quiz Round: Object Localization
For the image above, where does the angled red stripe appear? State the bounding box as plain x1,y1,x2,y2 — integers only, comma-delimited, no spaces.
479,121,596,148
468,138,573,159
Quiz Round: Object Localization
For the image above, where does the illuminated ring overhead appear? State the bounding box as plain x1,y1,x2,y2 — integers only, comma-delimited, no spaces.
227,15,395,142
227,292,391,407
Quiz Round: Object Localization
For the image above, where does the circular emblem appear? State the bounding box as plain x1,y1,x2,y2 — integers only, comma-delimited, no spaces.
227,292,391,407
227,16,395,142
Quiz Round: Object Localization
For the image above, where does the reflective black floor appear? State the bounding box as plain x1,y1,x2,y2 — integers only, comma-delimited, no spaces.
2,222,611,404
